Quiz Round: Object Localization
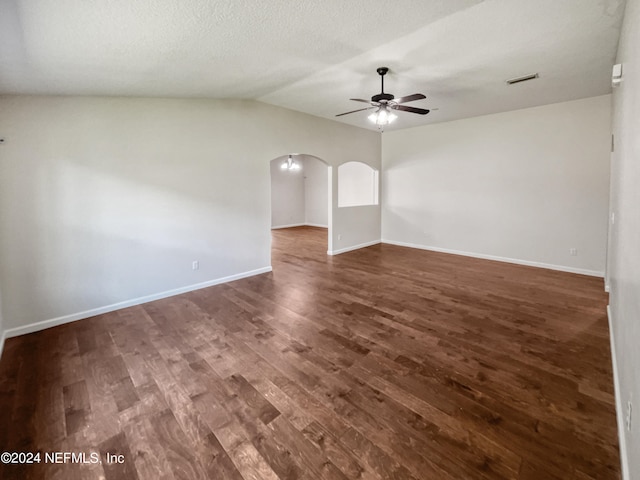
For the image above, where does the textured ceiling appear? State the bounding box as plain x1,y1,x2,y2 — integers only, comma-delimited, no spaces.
0,0,626,131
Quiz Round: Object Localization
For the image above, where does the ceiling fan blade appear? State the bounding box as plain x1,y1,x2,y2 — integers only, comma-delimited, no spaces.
335,106,375,117
394,105,430,115
394,93,426,104
350,98,373,104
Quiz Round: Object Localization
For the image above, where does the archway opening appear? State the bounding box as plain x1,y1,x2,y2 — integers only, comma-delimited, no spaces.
269,154,331,267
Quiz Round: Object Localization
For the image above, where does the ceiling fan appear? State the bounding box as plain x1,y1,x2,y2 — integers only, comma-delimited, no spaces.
336,67,430,127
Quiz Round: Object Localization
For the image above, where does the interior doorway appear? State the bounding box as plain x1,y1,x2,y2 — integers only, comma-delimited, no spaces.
269,154,331,261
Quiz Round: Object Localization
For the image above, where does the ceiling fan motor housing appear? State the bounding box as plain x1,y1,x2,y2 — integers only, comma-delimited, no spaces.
372,93,394,103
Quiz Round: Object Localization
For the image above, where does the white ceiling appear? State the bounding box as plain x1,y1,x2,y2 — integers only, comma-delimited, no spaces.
0,0,626,131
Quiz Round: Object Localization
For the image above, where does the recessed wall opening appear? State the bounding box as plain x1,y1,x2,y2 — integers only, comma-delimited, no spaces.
269,154,331,264
338,161,379,207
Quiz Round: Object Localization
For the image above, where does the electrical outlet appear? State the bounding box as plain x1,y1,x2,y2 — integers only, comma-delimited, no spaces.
337,233,342,240
626,400,632,431
192,261,199,270
569,248,577,256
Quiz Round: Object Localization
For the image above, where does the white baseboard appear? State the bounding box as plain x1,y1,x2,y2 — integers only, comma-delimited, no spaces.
3,266,272,340
304,223,328,228
271,223,305,230
607,305,630,480
328,239,381,256
272,223,328,230
381,239,604,277
0,329,6,361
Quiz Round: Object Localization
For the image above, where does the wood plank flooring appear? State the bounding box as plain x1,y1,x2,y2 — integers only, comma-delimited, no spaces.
0,226,620,479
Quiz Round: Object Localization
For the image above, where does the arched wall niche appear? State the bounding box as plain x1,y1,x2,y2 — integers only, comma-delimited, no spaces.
338,161,379,208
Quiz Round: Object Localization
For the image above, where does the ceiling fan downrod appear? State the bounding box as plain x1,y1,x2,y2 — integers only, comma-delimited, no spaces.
373,67,394,103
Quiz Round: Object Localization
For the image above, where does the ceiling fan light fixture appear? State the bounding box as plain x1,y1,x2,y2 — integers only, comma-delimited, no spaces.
336,67,429,126
368,107,397,126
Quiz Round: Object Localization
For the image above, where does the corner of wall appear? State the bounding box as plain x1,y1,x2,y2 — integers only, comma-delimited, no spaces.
0,330,5,362
0,293,5,361
607,0,640,477
607,305,630,480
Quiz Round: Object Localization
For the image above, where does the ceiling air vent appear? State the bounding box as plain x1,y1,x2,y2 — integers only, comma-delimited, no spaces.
506,73,539,85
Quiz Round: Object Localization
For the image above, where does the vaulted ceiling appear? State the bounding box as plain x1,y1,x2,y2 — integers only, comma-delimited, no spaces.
0,0,626,131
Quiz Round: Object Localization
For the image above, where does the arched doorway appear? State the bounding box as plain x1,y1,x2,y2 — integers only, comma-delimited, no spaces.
269,154,332,265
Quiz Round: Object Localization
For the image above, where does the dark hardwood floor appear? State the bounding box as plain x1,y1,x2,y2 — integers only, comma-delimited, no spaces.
0,226,620,479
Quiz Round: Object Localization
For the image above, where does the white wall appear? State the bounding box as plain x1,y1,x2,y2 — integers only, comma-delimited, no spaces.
609,0,640,477
303,156,328,227
382,95,611,275
0,95,380,333
270,156,305,228
332,203,381,254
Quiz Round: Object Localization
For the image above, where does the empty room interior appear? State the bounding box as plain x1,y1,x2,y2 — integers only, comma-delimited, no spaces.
1,0,639,479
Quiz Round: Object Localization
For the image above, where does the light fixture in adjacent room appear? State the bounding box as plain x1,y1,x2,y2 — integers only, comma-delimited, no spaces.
281,154,300,171
368,105,397,126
